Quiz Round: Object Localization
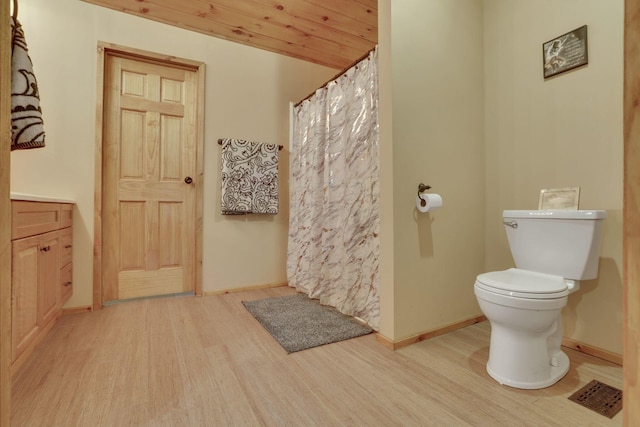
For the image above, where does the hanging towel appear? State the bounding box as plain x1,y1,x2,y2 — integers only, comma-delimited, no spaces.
11,16,45,150
220,138,279,214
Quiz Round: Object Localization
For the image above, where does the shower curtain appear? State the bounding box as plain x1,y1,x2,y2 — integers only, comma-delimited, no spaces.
287,47,380,330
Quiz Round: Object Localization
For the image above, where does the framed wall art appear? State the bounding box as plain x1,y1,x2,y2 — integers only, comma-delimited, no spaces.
543,25,588,79
538,187,581,210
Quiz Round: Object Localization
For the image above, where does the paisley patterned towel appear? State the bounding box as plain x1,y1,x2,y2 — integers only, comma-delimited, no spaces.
11,17,45,150
220,138,279,214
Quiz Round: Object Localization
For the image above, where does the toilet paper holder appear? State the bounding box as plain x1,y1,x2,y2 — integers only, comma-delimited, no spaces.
417,183,432,207
418,183,431,194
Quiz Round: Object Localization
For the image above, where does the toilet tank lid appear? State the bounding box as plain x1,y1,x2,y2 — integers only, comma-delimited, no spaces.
503,210,607,220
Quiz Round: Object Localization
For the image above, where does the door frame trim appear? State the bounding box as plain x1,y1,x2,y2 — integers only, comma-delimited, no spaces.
93,42,205,309
1,0,11,423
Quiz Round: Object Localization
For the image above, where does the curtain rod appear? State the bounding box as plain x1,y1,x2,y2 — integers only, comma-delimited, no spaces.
218,138,283,151
294,46,376,108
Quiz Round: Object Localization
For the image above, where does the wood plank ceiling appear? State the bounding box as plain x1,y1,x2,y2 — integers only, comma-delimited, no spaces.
81,0,378,70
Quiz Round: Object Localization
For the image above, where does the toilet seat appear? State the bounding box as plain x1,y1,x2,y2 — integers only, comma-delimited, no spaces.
476,268,569,299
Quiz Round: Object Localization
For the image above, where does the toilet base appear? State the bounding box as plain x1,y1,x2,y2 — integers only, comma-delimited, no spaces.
475,278,571,390
486,350,569,389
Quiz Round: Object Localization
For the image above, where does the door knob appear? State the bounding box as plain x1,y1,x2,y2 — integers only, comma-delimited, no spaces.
184,176,193,184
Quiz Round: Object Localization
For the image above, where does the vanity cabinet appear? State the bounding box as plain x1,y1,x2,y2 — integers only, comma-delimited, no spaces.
11,200,73,373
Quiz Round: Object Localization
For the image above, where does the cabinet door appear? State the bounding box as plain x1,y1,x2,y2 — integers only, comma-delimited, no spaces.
59,227,73,306
38,233,59,327
12,236,40,362
60,262,72,306
59,228,72,271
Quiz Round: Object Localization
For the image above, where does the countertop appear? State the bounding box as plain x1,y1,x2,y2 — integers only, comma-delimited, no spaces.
10,192,76,204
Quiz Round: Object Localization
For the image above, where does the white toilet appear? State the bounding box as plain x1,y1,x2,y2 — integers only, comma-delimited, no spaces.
474,209,607,389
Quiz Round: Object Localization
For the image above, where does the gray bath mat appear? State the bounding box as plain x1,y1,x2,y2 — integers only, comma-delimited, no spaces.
242,293,373,353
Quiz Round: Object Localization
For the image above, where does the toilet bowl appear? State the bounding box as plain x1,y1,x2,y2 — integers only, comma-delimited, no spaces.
475,268,570,389
476,209,607,389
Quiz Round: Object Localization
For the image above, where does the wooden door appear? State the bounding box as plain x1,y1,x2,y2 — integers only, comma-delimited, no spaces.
37,233,59,327
102,54,197,302
11,236,40,362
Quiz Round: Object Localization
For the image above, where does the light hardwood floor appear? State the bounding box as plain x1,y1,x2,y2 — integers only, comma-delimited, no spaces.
11,287,623,426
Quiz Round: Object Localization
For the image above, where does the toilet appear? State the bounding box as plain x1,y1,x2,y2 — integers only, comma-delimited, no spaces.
474,209,607,389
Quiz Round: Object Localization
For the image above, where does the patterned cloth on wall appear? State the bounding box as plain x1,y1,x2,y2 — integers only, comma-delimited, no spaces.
11,17,46,150
220,138,279,214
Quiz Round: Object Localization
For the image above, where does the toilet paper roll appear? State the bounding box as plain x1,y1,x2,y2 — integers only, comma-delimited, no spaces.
416,193,443,213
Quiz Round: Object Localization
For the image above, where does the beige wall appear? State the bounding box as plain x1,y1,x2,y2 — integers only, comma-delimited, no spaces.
10,0,336,308
388,0,486,340
377,0,394,338
484,0,624,354
382,0,623,355
12,0,623,356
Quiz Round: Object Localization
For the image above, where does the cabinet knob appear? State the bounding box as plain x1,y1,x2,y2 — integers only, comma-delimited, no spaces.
64,282,72,287
40,246,50,252
65,245,72,249
184,176,193,184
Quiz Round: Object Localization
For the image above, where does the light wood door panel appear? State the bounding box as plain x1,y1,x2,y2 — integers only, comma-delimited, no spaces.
37,234,59,327
11,237,40,362
58,228,73,269
59,226,73,306
103,54,196,302
11,229,60,361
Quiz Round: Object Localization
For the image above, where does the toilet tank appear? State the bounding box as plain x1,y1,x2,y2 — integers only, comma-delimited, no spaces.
503,210,607,280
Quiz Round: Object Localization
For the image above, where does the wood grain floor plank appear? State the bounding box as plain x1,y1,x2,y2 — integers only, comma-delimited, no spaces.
11,287,623,426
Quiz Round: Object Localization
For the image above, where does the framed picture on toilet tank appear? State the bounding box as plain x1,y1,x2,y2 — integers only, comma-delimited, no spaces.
538,187,581,210
543,25,588,79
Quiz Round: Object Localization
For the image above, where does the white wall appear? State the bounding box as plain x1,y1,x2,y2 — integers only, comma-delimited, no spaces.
484,0,624,354
11,0,336,307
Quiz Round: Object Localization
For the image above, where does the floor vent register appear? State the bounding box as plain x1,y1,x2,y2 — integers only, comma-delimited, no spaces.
568,379,622,419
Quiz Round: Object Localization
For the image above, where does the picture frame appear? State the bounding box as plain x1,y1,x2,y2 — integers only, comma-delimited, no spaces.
543,25,588,79
538,187,581,210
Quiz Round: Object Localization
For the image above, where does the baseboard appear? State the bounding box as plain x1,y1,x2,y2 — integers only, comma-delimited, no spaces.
375,315,487,351
204,282,288,296
375,333,395,350
562,337,623,366
63,305,93,316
